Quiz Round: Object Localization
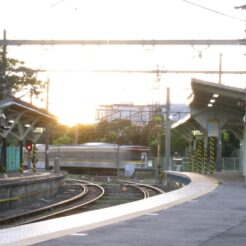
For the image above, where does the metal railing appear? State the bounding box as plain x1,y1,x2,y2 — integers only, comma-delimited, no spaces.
147,156,241,173
221,158,240,172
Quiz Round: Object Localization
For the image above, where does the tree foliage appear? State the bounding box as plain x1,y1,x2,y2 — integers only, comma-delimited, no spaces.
0,49,45,99
221,129,239,157
51,115,189,157
53,135,73,145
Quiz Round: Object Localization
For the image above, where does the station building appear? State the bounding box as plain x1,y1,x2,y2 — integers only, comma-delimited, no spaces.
96,103,188,125
0,97,57,174
0,97,64,211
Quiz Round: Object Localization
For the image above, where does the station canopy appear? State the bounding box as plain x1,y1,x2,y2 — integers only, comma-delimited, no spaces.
189,79,245,115
0,97,57,143
172,79,245,140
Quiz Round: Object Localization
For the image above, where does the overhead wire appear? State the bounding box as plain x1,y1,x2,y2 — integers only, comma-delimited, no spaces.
182,0,246,23
49,0,66,8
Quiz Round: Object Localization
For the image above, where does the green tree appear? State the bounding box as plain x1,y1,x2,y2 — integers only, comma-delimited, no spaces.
221,129,239,157
170,128,188,156
53,135,73,145
0,49,45,99
75,124,97,143
51,117,188,157
96,119,133,144
51,124,74,144
141,114,164,156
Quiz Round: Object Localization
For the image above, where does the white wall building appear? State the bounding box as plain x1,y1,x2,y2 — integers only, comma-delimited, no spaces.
96,103,189,125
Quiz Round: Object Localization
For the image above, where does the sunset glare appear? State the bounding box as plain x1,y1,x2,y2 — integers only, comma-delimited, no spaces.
1,0,246,125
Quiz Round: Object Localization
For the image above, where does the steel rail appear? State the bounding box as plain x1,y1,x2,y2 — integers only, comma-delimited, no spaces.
0,181,87,226
140,186,150,198
116,180,164,199
18,180,105,225
0,179,105,227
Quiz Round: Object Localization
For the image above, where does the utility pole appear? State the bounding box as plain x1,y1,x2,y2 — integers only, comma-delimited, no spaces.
217,53,223,170
165,87,171,170
156,131,161,183
0,30,8,175
1,30,8,99
219,53,222,84
235,5,246,183
44,79,50,170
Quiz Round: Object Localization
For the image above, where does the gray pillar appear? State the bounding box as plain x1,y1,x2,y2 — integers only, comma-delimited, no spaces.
243,119,246,181
165,87,171,170
54,157,60,174
240,139,243,172
116,144,120,177
45,127,49,170
1,138,7,174
243,98,246,184
216,126,222,172
19,140,23,173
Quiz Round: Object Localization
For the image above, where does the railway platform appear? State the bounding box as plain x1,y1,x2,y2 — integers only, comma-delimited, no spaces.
1,172,246,246
0,170,66,212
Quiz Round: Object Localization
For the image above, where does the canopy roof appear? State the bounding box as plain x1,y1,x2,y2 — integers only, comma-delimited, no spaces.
0,97,57,125
189,79,245,116
0,97,57,142
172,79,245,140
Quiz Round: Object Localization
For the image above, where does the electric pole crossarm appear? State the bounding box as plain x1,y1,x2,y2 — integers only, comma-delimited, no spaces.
1,39,245,46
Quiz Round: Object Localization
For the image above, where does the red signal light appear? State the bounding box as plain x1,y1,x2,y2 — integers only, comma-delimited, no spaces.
25,143,32,151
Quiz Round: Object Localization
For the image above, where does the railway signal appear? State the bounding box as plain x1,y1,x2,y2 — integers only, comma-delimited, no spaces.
25,142,32,152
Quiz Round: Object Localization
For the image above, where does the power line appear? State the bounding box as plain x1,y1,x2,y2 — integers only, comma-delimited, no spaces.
182,0,246,23
49,0,66,8
16,68,246,75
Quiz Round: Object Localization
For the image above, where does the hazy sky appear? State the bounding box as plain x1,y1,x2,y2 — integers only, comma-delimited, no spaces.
1,0,246,125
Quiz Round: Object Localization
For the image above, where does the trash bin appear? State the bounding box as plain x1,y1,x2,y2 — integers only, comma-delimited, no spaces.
173,157,182,171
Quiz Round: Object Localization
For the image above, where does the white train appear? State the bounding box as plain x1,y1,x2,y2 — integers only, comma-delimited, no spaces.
33,142,150,169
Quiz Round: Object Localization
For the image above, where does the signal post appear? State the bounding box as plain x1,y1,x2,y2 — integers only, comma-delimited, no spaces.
25,141,33,170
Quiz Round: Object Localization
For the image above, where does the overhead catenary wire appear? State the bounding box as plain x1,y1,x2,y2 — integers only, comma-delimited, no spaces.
49,0,66,8
13,68,246,74
182,0,246,23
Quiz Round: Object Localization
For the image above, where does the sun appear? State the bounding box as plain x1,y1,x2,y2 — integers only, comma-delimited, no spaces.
47,72,98,126
56,106,97,126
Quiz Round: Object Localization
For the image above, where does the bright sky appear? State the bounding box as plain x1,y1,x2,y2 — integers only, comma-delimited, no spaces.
1,0,246,125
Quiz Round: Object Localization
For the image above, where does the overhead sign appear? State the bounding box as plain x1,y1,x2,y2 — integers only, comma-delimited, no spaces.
208,121,219,137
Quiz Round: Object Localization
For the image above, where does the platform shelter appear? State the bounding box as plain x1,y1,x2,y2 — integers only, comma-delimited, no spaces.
0,97,57,175
172,79,245,177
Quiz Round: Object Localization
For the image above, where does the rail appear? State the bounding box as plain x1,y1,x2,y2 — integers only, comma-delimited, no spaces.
0,179,105,228
116,180,164,199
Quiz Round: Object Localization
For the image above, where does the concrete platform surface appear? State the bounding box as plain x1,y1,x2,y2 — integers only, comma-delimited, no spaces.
32,172,246,246
0,172,217,246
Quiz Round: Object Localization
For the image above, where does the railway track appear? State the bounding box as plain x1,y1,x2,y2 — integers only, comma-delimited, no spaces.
0,179,164,229
0,179,105,229
116,180,165,198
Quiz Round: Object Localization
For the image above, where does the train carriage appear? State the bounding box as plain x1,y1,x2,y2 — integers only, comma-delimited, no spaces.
31,142,150,169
